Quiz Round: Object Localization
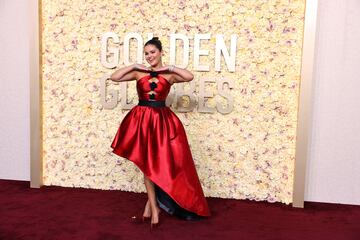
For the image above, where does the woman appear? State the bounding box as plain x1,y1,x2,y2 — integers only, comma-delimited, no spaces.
110,37,210,228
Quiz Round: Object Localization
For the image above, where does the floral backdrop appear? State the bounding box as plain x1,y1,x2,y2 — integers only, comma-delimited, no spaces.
42,0,306,204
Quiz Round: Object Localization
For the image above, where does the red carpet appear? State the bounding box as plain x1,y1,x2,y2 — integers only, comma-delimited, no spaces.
0,180,359,240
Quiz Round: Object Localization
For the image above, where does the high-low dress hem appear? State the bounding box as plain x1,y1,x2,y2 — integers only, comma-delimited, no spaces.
111,148,209,217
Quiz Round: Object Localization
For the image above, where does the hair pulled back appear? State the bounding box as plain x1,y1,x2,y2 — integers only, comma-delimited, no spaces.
144,37,162,52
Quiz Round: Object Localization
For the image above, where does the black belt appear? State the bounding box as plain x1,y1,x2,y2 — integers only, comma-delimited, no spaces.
138,100,166,107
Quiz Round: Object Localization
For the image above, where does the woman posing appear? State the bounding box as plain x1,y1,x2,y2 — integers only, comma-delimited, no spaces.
110,37,210,229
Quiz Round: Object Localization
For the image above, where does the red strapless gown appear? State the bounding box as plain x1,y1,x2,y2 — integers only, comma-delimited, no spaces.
111,73,210,217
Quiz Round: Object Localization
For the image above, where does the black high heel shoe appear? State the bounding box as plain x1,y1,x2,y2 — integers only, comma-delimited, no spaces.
150,220,161,230
150,221,160,230
150,210,162,231
131,214,151,224
132,200,152,223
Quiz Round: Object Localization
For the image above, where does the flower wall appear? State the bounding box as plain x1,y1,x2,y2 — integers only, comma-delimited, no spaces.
42,0,306,204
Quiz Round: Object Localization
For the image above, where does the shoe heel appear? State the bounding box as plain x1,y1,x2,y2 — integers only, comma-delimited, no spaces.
150,222,159,231
150,210,161,231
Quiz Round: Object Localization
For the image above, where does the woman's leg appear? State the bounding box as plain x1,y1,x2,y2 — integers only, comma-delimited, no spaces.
143,199,151,218
144,174,160,224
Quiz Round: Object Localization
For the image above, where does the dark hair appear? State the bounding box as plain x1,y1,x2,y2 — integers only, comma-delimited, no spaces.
144,37,162,52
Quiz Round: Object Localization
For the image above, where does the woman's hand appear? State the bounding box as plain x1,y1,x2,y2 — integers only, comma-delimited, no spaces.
133,64,151,72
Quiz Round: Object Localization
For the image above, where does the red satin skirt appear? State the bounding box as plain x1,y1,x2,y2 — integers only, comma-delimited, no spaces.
111,105,210,217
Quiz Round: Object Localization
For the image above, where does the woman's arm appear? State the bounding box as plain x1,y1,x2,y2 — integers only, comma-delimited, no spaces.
172,66,194,82
156,65,194,83
110,64,149,82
